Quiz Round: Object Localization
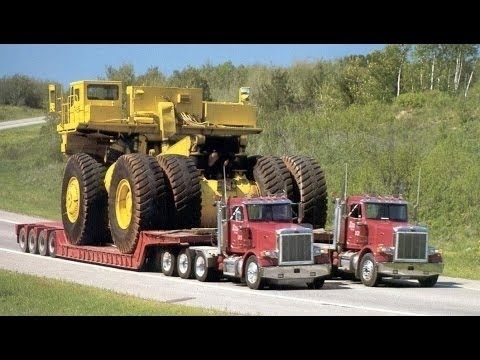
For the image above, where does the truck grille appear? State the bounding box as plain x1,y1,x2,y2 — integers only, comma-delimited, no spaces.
394,227,428,262
279,233,313,265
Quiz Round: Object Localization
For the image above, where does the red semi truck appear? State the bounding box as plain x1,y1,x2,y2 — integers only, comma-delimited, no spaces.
15,194,332,290
314,194,444,287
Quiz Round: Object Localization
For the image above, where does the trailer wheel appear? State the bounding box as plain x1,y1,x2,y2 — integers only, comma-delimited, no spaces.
359,253,380,287
157,154,201,229
177,248,195,279
194,252,217,282
38,230,49,256
253,155,293,197
18,227,29,253
161,250,178,277
282,155,328,229
61,153,110,246
48,231,56,258
109,154,165,254
27,228,39,255
145,250,163,272
418,275,438,288
245,255,265,290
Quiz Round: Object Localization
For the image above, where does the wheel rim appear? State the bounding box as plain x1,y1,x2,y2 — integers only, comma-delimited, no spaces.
247,260,259,285
66,177,80,223
178,252,189,274
162,252,173,272
361,258,374,282
195,255,206,278
115,179,132,230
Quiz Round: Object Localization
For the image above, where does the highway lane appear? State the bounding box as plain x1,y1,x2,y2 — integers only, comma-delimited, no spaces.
0,116,46,130
1,210,479,316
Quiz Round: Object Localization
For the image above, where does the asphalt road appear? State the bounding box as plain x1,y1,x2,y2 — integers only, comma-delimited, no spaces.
0,116,46,130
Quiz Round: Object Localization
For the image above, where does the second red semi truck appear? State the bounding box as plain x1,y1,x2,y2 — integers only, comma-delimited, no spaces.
314,194,444,287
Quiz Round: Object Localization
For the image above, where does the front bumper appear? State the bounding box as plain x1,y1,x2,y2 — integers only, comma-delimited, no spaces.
377,262,444,279
259,264,331,283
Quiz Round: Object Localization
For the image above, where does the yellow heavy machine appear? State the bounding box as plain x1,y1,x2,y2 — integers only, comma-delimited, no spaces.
48,80,327,254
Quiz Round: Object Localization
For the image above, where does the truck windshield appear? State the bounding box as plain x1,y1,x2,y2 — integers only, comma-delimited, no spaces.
247,204,292,221
365,203,408,221
87,84,119,100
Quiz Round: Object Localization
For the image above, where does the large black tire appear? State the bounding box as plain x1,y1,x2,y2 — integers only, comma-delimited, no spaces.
61,153,110,245
245,255,265,290
359,253,380,287
157,154,201,229
108,154,165,254
253,155,293,197
282,155,328,229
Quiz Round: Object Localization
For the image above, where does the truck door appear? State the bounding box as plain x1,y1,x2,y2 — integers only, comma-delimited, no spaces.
68,84,83,126
228,205,251,252
346,203,368,248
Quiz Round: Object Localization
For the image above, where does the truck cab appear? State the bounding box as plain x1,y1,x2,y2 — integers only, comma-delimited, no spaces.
332,195,444,287
191,195,332,290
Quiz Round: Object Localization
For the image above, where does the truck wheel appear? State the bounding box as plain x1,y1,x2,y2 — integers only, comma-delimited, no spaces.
61,153,110,246
282,155,327,229
109,154,164,254
245,255,265,290
161,250,178,277
18,227,29,253
48,231,56,258
38,230,49,256
194,252,217,282
253,155,293,197
145,250,163,272
177,248,195,279
418,275,439,288
359,253,380,287
307,278,325,289
27,229,39,255
157,154,201,229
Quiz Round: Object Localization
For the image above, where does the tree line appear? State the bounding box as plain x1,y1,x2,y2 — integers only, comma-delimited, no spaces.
1,44,478,113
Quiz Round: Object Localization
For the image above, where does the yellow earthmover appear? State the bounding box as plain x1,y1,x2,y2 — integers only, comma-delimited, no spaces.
48,80,327,254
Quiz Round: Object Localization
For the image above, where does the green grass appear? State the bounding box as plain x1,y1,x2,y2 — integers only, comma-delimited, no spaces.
0,270,234,316
0,105,45,121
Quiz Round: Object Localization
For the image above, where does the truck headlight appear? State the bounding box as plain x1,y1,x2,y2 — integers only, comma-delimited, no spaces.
313,244,328,256
261,250,278,259
428,246,442,255
377,245,394,255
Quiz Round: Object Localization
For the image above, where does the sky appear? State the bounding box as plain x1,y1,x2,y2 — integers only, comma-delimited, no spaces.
0,44,385,88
